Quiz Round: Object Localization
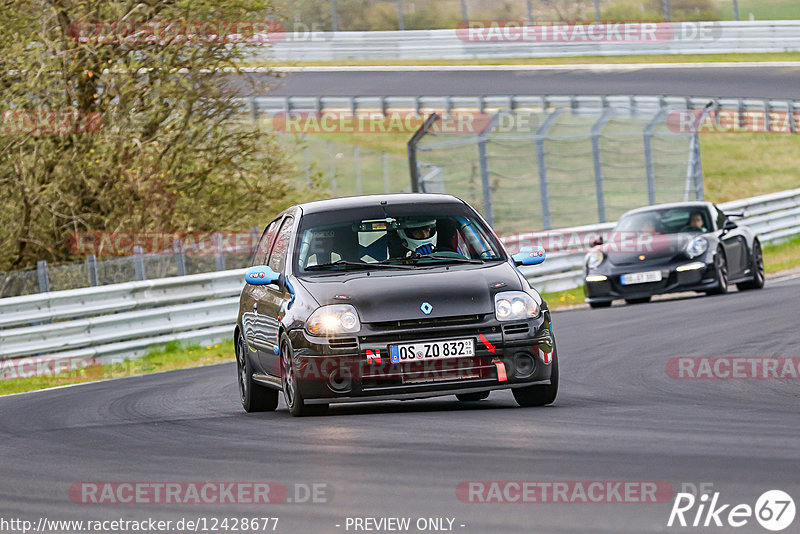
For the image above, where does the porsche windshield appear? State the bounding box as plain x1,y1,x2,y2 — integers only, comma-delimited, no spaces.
615,207,712,235
295,206,504,273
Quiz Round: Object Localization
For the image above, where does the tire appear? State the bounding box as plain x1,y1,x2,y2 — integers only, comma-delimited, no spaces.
737,240,765,291
705,249,728,295
512,343,559,407
456,391,490,402
589,301,612,309
624,296,651,305
280,334,328,417
236,333,279,413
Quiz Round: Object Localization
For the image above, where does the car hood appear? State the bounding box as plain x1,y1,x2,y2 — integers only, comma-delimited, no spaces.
296,262,523,323
602,233,693,266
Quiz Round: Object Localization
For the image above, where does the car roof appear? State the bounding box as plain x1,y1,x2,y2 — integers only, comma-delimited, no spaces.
621,201,715,217
294,193,466,215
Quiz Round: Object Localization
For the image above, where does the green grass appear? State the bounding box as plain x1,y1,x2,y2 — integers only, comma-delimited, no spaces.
763,234,800,273
0,340,234,396
715,0,800,20
542,286,586,310
264,52,800,68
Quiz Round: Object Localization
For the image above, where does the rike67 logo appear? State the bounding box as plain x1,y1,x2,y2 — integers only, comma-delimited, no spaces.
668,488,795,531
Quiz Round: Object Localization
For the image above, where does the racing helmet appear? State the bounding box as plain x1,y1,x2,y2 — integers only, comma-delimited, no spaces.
398,217,437,252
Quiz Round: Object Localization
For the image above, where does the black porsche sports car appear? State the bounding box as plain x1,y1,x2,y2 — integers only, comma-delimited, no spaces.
235,193,557,416
584,201,765,308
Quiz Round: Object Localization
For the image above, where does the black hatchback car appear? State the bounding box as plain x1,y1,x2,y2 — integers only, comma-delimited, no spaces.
584,201,764,308
235,194,557,416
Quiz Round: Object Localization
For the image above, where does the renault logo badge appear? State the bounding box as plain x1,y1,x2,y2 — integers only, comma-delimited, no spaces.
420,302,433,315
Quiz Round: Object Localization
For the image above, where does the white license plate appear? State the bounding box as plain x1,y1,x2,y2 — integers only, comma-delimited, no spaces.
389,339,475,363
620,270,663,285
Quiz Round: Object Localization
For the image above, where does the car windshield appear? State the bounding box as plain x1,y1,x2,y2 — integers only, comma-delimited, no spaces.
294,204,505,274
615,207,711,235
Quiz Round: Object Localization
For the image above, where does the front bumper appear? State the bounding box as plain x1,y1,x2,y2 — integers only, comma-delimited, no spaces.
287,312,554,403
584,259,717,303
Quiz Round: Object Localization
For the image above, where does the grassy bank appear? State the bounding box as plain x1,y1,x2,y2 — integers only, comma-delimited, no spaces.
0,340,234,396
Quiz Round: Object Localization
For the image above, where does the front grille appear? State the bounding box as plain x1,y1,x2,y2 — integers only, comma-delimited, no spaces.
328,337,358,350
367,314,484,330
502,323,529,335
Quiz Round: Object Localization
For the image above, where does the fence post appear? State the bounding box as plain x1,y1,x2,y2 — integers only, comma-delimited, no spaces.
477,135,493,227
460,0,468,21
173,239,187,276
732,0,739,21
327,141,338,193
593,0,601,22
133,246,146,281
37,260,50,293
249,96,259,124
407,113,439,192
354,146,363,194
662,0,671,21
535,109,564,230
304,146,311,185
330,0,338,31
382,153,391,193
643,108,668,205
86,255,99,286
526,0,534,21
591,108,614,223
396,0,405,30
214,233,226,271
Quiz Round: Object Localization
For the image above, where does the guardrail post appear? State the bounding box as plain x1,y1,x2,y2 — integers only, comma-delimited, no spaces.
37,260,50,293
535,109,564,230
133,246,146,281
591,108,615,223
214,233,226,271
86,255,99,286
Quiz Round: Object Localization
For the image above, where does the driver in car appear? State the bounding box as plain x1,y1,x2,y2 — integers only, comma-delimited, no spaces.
399,218,438,257
688,211,707,232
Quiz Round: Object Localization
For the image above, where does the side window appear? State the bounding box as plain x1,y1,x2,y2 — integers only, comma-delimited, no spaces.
252,218,281,266
715,207,727,231
268,216,294,274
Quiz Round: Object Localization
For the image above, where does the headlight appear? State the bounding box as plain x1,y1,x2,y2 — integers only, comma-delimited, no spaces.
586,250,604,270
494,291,540,321
685,236,708,259
306,304,361,336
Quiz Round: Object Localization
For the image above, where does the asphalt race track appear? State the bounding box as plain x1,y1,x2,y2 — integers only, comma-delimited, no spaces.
2,276,799,533
258,65,800,99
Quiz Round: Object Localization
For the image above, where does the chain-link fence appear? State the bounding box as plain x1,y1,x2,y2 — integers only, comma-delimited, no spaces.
274,0,770,31
411,107,702,231
276,133,411,197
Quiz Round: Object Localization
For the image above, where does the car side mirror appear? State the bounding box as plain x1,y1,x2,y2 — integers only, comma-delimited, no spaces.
244,265,281,286
723,219,738,231
512,246,546,266
590,236,604,247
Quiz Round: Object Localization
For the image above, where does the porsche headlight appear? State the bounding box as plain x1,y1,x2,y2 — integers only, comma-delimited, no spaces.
586,250,604,270
685,236,708,259
306,304,361,336
494,291,540,321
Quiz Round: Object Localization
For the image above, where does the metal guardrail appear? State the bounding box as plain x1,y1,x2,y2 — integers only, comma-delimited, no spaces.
256,21,800,61
251,94,800,134
1,188,798,368
517,188,800,292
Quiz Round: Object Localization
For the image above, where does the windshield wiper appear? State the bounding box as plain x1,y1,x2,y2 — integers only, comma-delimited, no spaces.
305,260,414,271
379,255,486,265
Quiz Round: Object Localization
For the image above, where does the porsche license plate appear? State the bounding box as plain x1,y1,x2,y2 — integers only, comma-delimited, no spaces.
620,270,662,285
389,339,475,363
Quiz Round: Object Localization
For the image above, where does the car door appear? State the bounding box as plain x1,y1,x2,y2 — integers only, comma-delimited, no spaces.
715,206,747,278
255,215,295,375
